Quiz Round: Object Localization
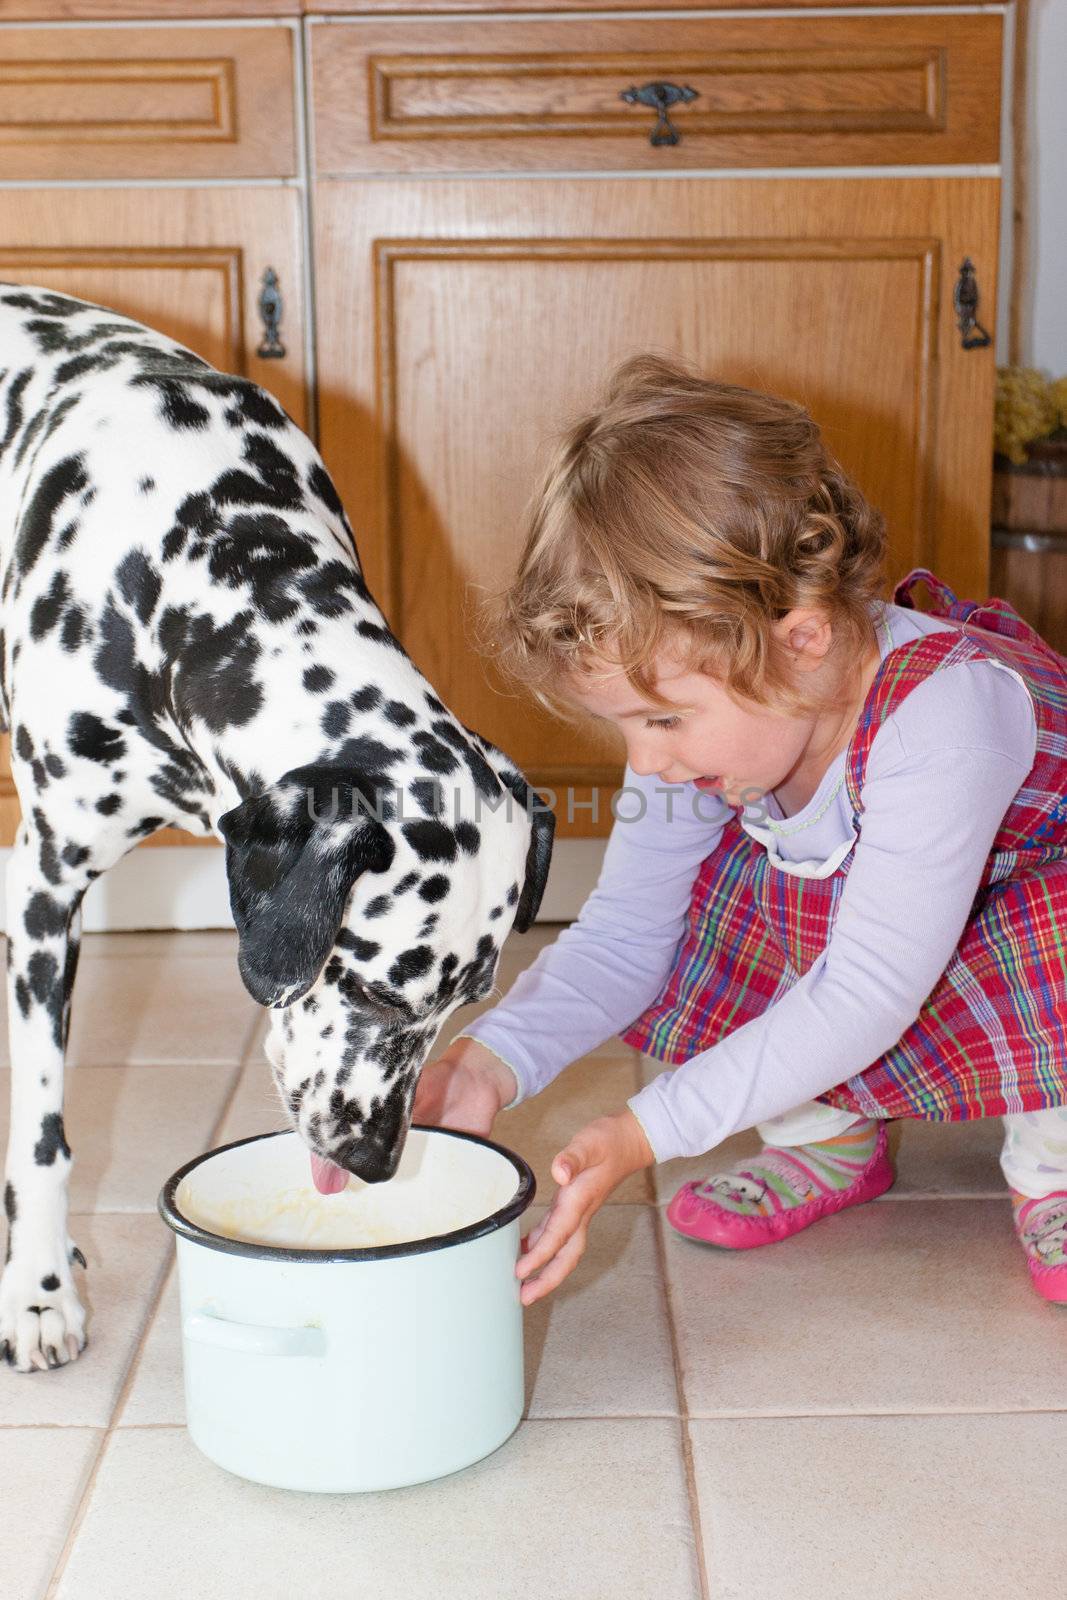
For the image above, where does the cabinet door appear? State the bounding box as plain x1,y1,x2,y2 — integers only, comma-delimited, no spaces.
315,175,998,837
0,186,308,849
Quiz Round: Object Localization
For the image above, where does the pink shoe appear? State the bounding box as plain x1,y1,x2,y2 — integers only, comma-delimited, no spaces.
1012,1192,1067,1305
666,1123,895,1249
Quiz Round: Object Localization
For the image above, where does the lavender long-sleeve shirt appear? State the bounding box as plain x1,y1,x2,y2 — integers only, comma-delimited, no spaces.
456,601,1039,1162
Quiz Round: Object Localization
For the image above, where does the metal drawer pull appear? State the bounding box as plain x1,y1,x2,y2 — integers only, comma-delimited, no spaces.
256,266,286,359
954,257,992,350
619,81,699,147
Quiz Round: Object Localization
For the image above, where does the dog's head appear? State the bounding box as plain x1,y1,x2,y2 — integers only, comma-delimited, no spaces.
218,734,553,1186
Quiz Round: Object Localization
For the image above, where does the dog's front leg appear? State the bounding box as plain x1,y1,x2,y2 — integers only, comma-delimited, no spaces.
0,829,89,1372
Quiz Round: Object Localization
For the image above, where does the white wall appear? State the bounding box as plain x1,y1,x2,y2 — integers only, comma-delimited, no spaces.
1026,0,1067,370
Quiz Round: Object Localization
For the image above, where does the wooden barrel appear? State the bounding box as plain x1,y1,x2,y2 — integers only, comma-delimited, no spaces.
990,436,1067,654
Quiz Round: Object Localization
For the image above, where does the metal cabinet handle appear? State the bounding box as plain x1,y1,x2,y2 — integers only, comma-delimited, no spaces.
619,81,699,147
954,257,992,350
256,266,286,359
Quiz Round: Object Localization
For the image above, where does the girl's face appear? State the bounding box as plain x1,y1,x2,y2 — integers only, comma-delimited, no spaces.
562,610,880,810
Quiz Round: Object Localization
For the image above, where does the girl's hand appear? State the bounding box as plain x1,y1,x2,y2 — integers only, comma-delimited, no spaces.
412,1038,518,1138
516,1110,655,1306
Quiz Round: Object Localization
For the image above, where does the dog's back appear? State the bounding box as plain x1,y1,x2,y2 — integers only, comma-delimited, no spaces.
0,282,359,765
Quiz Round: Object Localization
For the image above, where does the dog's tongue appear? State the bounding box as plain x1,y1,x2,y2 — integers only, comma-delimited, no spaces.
310,1153,349,1195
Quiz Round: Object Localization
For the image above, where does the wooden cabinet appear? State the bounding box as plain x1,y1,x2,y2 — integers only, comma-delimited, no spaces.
310,11,1001,174
314,175,999,830
0,172,307,847
0,2,1011,859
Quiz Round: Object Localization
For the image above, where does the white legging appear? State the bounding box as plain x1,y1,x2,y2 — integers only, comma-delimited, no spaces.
757,1099,1067,1200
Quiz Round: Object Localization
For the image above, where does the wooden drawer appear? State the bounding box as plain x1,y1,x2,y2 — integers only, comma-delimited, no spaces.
311,12,1001,175
0,25,295,179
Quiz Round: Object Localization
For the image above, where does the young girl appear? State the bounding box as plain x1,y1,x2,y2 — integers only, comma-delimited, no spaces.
413,352,1067,1310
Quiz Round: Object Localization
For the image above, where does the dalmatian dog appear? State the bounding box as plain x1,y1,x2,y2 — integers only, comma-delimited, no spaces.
0,283,554,1373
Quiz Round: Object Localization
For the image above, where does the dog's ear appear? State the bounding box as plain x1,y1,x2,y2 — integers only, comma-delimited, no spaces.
218,764,395,1007
497,770,555,931
456,725,556,931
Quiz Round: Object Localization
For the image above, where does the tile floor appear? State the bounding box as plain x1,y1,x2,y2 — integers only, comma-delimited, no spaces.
2,927,1066,1599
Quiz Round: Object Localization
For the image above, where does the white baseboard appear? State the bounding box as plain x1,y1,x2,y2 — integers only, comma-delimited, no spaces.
0,839,603,932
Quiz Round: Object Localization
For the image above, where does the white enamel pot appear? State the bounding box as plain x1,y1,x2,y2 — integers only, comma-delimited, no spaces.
158,1126,536,1494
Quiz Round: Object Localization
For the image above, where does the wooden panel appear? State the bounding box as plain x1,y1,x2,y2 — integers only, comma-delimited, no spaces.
0,26,295,179
0,186,308,849
312,13,1001,174
308,0,1005,14
4,3,298,16
315,176,998,834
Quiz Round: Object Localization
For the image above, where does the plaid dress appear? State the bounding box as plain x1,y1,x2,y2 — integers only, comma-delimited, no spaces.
620,568,1067,1121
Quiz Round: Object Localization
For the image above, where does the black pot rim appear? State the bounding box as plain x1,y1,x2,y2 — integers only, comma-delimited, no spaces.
157,1125,537,1265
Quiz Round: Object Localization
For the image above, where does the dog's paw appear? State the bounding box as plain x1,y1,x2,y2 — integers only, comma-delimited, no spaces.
0,1249,88,1373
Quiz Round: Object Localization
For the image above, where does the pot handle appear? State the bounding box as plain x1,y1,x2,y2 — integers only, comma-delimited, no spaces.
184,1310,326,1359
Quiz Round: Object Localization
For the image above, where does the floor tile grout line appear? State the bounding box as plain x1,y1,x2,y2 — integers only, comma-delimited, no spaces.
685,1402,1067,1420
648,1197,712,1600
11,1400,1067,1434
41,1051,250,1600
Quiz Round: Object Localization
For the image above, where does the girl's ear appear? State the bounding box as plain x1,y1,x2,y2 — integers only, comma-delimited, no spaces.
218,764,395,1007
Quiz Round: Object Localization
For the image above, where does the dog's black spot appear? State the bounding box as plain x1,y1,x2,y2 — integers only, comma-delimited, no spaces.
3,1181,15,1229
402,820,457,863
44,753,66,779
336,931,380,961
61,842,90,867
489,904,503,920
13,454,88,583
24,891,68,939
384,700,417,729
116,549,162,626
40,1274,60,1292
506,883,519,906
34,1112,70,1166
26,950,59,1007
138,476,156,494
158,380,210,431
158,604,263,732
412,731,458,776
455,821,480,854
307,461,347,520
60,604,85,652
299,560,370,621
95,793,122,816
462,743,502,803
364,895,391,919
424,692,446,715
408,779,442,819
322,701,350,739
68,710,125,765
419,914,439,936
357,620,405,654
350,685,381,712
394,872,420,894
303,665,334,693
15,725,33,762
29,569,71,641
418,874,450,903
0,369,32,460
126,817,165,839
13,977,29,1019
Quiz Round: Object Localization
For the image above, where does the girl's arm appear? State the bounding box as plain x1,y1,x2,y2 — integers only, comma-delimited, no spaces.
452,762,730,1103
627,659,1039,1161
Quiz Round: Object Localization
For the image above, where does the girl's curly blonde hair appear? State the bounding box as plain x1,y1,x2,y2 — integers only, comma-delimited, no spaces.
481,352,888,722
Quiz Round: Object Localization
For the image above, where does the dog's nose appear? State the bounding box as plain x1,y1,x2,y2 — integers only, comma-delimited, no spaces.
334,1138,402,1186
